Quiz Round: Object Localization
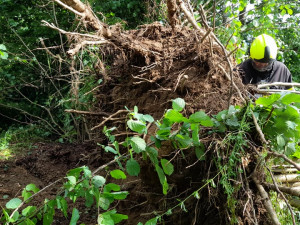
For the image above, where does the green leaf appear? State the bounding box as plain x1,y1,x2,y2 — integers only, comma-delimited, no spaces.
22,206,37,216
24,218,36,225
110,169,127,179
25,184,39,193
253,20,259,27
92,176,106,188
67,167,84,179
287,8,293,15
99,197,111,210
69,208,80,225
126,159,140,176
9,211,19,222
111,213,128,223
146,147,159,165
110,191,129,200
165,109,186,123
67,176,77,185
281,93,300,105
175,134,193,149
143,114,154,123
155,165,168,194
195,143,206,161
0,44,7,51
127,120,146,134
256,94,281,107
130,136,146,153
161,159,174,175
98,213,114,225
189,111,213,127
172,98,185,111
277,135,285,147
191,123,200,146
104,183,120,192
6,198,22,209
0,51,8,59
22,189,32,201
145,217,158,225
60,198,68,218
104,146,118,154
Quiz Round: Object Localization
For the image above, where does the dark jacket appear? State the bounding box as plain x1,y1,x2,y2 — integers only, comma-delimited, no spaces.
238,59,292,89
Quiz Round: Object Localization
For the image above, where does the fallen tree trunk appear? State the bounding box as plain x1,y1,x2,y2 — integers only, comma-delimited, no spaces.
264,182,300,197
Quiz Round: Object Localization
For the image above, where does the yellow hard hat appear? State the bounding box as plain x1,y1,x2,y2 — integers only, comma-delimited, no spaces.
250,34,277,63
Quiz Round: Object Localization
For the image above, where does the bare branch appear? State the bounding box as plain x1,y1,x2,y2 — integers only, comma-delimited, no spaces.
67,40,108,56
65,109,110,116
252,174,281,225
91,110,128,131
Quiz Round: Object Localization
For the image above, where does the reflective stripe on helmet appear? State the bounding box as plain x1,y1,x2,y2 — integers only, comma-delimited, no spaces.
250,34,277,62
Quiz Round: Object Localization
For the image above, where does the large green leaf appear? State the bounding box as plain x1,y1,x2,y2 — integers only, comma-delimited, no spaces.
104,146,118,154
189,111,213,127
161,159,174,175
104,183,120,192
175,134,193,149
69,208,80,225
110,191,129,200
98,213,114,225
127,119,146,134
277,135,285,147
99,197,111,210
255,94,281,107
22,206,37,217
195,143,206,161
146,147,159,165
191,123,200,146
172,98,185,111
281,93,300,105
110,169,127,179
92,176,106,188
130,136,146,153
0,44,7,51
145,217,158,225
164,109,186,123
126,159,140,176
25,184,39,193
6,198,22,209
111,213,128,223
155,165,168,195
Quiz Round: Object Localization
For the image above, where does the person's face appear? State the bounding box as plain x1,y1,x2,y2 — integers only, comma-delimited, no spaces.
252,59,271,72
252,60,269,70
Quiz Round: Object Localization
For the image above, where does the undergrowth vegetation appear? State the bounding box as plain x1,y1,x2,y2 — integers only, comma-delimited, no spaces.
2,94,300,224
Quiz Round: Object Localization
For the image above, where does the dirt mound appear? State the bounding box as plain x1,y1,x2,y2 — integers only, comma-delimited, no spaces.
91,23,245,129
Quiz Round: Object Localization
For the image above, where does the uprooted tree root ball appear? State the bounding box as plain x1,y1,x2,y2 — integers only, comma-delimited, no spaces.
2,1,296,225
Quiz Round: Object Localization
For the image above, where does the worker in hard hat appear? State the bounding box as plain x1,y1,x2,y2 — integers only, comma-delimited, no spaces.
238,34,292,89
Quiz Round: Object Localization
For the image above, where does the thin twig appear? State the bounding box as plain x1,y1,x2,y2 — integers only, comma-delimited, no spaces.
251,111,267,145
199,28,212,43
42,21,103,40
67,40,108,56
65,109,110,116
91,110,128,131
226,46,239,58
